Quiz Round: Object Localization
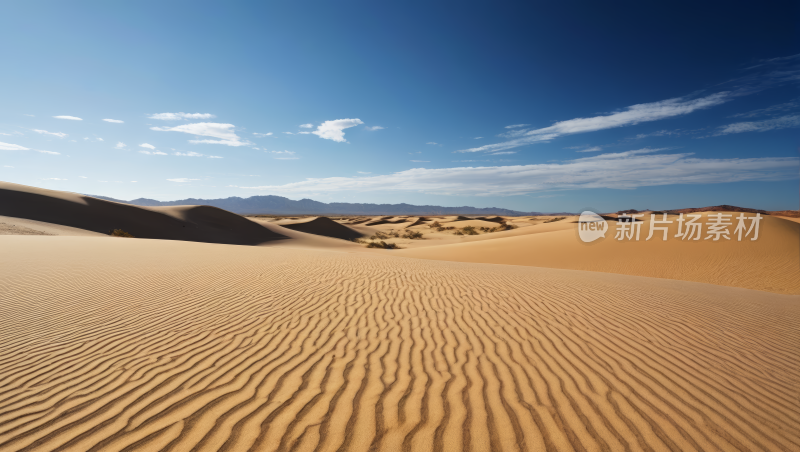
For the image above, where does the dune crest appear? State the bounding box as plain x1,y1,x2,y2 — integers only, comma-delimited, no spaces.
277,216,364,241
0,181,286,245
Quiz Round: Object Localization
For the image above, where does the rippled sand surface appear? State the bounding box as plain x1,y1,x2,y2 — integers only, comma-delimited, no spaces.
1,236,798,452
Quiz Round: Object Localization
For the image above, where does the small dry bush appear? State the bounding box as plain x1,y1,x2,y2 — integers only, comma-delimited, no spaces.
429,221,442,229
544,217,566,223
366,240,401,249
370,230,400,240
402,230,424,239
109,229,135,238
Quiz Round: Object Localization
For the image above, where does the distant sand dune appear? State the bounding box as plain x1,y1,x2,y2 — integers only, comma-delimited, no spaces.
0,236,798,452
277,216,364,241
0,181,286,245
398,213,800,295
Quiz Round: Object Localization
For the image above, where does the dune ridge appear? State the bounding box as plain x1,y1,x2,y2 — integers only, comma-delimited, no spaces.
0,181,286,245
277,217,364,241
0,236,798,452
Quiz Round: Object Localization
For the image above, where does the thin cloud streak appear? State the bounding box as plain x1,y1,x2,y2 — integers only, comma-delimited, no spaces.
714,114,800,135
240,150,798,196
458,92,733,153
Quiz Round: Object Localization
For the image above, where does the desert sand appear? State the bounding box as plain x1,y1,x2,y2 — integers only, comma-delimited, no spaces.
0,183,799,452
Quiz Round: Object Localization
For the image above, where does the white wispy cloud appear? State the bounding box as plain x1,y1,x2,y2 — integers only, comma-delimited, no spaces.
714,114,800,135
53,115,82,120
103,119,124,123
190,139,250,146
151,122,236,140
299,123,313,128
270,150,295,155
312,118,363,142
357,171,371,174
283,132,294,135
208,155,223,159
426,142,438,145
253,132,273,137
634,129,682,139
575,146,604,153
474,137,483,139
365,125,385,131
174,151,204,157
33,129,67,138
274,157,300,160
729,100,799,119
238,150,798,196
148,112,216,120
166,178,199,182
139,150,167,155
297,131,311,135
79,176,87,178
23,114,34,117
151,122,250,146
0,141,59,154
459,92,733,153
139,143,156,150
744,53,800,70
115,142,126,149
505,124,529,129
0,142,29,151
489,151,516,155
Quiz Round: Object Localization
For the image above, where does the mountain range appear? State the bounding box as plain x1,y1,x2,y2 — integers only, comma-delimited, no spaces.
90,194,555,216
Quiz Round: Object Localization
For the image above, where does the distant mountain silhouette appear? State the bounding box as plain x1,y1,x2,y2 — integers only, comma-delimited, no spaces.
90,194,551,216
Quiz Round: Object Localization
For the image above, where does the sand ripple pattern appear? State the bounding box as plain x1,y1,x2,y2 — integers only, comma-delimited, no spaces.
0,237,799,452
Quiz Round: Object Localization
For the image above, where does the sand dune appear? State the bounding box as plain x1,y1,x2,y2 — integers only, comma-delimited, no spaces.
0,236,797,452
276,216,364,241
397,213,800,294
0,181,286,245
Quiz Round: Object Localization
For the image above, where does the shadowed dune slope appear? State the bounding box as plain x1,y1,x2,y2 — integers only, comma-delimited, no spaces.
0,181,286,245
278,216,364,240
397,213,800,294
0,236,798,452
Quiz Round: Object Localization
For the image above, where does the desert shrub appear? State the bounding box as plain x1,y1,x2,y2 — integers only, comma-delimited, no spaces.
492,222,518,232
366,240,401,249
402,230,424,239
429,221,442,229
370,231,391,240
109,229,135,238
544,217,566,223
460,226,479,235
453,230,463,235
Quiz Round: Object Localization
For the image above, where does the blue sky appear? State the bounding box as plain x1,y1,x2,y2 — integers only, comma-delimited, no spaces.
1,1,798,212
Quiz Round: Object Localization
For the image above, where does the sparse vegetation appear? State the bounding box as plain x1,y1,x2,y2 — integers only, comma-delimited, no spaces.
365,240,401,249
109,229,135,238
429,221,442,229
370,230,400,240
401,230,424,239
454,225,479,236
544,217,566,223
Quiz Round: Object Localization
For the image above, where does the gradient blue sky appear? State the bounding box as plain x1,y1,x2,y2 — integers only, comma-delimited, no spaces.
1,1,798,212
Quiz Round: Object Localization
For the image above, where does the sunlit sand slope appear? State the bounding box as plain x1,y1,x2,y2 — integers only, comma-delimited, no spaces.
0,236,798,452
397,213,800,294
